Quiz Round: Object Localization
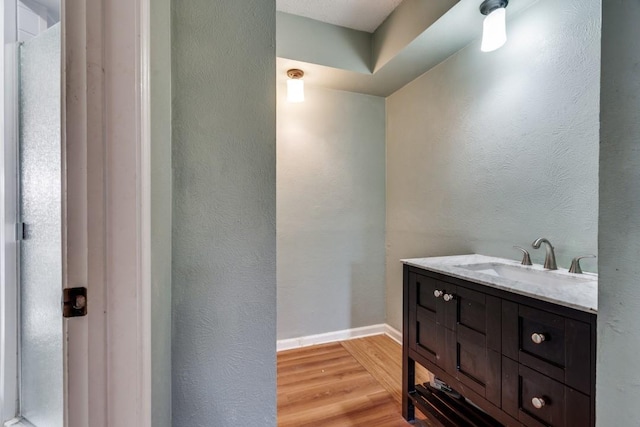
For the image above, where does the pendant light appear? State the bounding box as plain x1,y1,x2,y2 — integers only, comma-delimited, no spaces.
480,0,508,52
286,69,305,103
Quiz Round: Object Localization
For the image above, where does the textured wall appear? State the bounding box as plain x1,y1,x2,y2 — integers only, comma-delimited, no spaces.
171,1,276,425
385,0,600,330
277,85,385,340
150,0,171,425
598,1,640,424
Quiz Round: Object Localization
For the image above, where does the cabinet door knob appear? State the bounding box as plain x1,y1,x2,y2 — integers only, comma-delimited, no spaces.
531,397,546,409
531,333,546,344
434,290,443,298
443,293,454,302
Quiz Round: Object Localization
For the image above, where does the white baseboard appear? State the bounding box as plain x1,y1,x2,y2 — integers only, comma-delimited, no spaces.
384,324,402,345
277,323,403,352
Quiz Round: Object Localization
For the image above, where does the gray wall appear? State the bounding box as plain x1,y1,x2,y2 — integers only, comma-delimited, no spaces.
385,0,600,330
598,2,640,424
150,0,171,425
171,1,277,425
277,85,385,340
277,12,371,73
372,0,457,71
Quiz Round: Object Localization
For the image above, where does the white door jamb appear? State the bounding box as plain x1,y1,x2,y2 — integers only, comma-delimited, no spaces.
62,0,152,425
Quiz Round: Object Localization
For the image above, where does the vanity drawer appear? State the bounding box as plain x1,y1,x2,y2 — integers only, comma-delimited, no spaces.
503,302,592,394
502,358,590,427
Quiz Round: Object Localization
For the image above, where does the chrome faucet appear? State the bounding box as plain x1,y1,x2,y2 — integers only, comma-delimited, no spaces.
531,237,557,270
513,246,532,266
568,255,596,274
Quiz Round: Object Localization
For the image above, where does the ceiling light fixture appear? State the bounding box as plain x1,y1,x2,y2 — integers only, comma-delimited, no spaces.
286,69,305,103
480,0,508,52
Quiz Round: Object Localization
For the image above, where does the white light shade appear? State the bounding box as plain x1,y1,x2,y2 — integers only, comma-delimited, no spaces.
481,7,507,52
287,78,304,103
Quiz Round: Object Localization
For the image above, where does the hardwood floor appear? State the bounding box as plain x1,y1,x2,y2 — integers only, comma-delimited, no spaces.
277,334,433,426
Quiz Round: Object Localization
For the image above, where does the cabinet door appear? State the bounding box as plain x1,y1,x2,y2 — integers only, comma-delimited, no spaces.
410,309,447,366
408,272,449,366
409,272,448,323
444,286,502,405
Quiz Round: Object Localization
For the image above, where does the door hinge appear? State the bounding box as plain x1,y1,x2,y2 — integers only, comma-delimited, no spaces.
63,287,87,318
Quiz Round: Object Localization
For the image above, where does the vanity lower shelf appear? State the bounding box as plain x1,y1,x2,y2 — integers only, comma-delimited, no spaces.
409,383,503,427
402,262,596,427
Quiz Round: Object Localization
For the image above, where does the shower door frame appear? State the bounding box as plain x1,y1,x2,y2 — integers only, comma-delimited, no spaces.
0,0,19,424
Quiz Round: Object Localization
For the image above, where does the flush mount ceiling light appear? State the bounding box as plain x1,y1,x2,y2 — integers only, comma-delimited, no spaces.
480,0,508,52
286,69,305,103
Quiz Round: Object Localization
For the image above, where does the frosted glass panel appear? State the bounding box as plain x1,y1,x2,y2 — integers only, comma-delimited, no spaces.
18,24,63,427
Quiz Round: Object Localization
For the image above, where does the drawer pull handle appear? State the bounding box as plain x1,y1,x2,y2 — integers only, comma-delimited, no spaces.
434,290,443,298
531,397,546,409
443,294,455,302
531,333,546,344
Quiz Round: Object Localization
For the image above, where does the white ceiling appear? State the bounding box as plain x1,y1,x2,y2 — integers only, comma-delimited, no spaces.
276,0,404,33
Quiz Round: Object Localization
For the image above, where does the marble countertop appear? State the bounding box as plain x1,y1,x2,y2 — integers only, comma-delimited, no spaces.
402,254,597,314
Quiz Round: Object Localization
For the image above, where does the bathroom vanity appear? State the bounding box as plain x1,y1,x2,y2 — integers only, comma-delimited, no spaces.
402,255,597,427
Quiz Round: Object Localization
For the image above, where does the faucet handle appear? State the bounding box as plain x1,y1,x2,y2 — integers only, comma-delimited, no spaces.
568,255,596,274
514,246,533,266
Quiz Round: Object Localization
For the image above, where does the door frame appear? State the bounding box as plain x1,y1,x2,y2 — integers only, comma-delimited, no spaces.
0,0,19,422
63,0,152,425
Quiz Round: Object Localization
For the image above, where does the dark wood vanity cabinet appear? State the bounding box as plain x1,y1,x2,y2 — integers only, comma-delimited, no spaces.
403,265,596,427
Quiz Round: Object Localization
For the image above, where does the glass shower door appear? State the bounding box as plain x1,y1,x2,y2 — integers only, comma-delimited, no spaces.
17,23,63,427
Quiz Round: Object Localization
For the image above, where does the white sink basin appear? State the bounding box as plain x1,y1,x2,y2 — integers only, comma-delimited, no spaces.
456,262,592,287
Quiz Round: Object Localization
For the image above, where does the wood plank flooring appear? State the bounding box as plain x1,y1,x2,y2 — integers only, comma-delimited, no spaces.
277,334,433,427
